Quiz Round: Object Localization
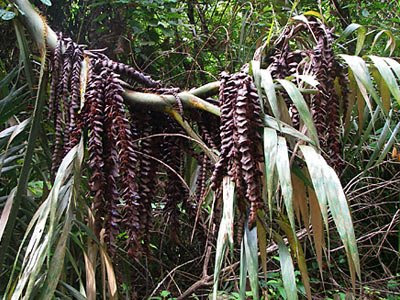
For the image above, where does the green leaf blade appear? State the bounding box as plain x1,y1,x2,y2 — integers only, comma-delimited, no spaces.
244,225,259,300
276,137,295,231
277,235,298,300
369,55,400,107
277,79,320,147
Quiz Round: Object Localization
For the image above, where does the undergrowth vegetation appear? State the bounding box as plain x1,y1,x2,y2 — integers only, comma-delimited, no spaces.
0,0,400,299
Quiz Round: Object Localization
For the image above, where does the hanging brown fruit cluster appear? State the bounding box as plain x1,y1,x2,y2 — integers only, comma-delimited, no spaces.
160,116,189,237
196,111,220,205
48,33,221,256
266,18,346,171
211,71,264,228
47,34,164,256
48,33,84,173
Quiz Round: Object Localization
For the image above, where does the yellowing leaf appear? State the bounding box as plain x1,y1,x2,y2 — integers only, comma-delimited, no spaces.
372,68,391,114
392,147,398,160
344,70,357,138
339,24,366,56
292,173,309,232
278,93,293,126
99,230,118,300
299,146,329,233
369,55,400,110
340,54,384,113
257,219,268,280
309,187,324,276
301,145,360,286
356,80,365,132
303,10,323,20
372,30,396,56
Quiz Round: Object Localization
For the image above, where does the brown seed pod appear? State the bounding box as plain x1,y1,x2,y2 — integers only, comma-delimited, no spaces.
85,69,107,232
266,18,345,172
103,71,142,256
99,59,160,88
65,46,83,152
48,32,63,120
132,110,160,252
49,34,86,173
161,117,188,236
211,71,263,228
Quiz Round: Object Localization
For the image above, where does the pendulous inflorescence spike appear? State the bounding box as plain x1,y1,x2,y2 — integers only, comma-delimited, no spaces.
211,71,263,228
266,18,345,172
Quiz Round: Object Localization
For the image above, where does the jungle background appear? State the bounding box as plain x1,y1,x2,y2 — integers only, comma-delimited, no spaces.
1,0,400,299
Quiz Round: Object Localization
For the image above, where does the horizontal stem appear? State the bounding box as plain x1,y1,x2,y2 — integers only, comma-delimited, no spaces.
12,0,221,115
190,81,220,98
123,90,221,116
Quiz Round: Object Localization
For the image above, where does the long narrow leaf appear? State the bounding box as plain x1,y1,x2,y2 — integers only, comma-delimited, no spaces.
213,176,235,300
383,57,400,107
309,188,324,277
344,70,357,139
0,188,16,243
239,237,247,299
99,230,118,300
292,173,309,232
8,145,79,299
39,138,84,299
369,55,400,107
376,122,400,166
244,224,259,300
276,234,298,300
264,115,313,144
277,79,319,147
364,115,391,170
339,54,384,112
14,20,34,93
299,146,329,232
260,69,281,124
339,24,366,56
39,201,73,300
0,86,30,124
371,30,396,56
276,137,295,231
257,219,268,281
0,118,31,174
0,63,48,270
323,165,360,284
371,68,391,114
251,60,265,115
0,67,18,92
278,220,311,300
59,282,87,300
263,128,278,218
301,146,360,285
